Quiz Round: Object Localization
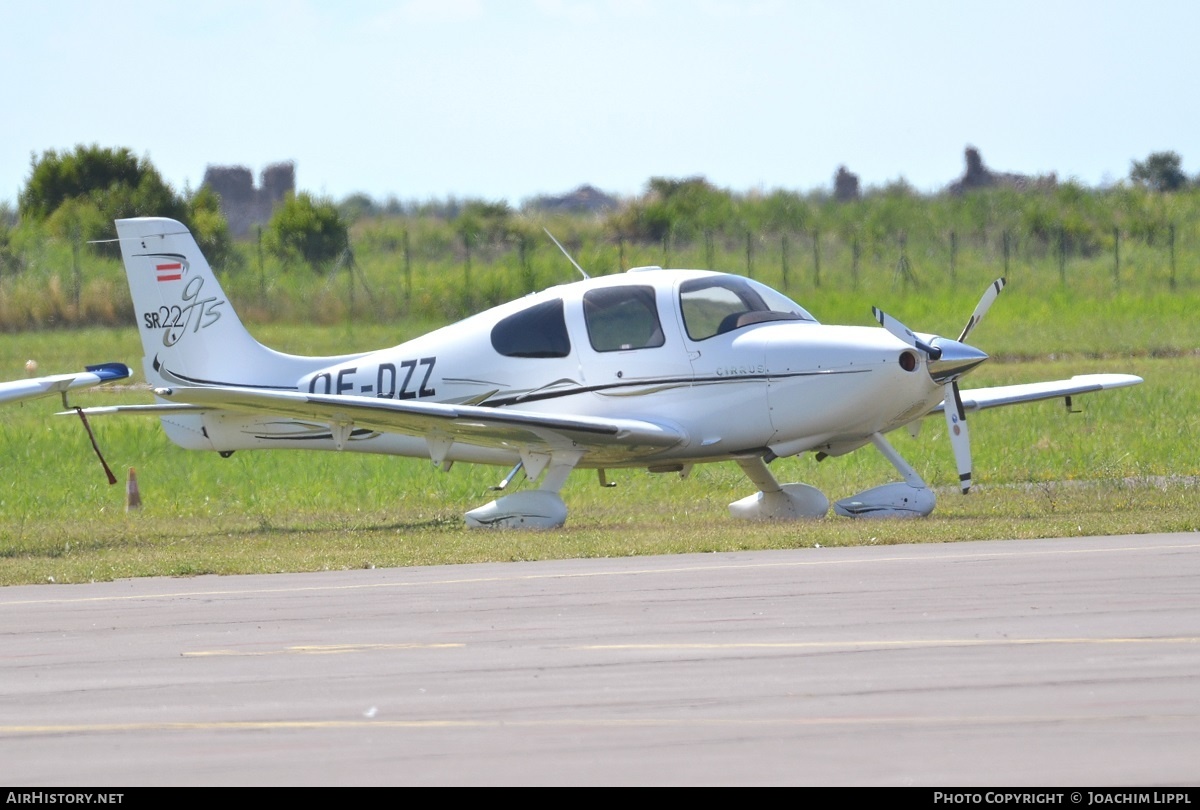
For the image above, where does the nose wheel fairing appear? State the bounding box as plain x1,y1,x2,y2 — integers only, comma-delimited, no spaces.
831,433,936,517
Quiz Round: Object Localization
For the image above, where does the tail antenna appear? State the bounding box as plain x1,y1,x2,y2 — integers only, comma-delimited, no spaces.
543,228,589,280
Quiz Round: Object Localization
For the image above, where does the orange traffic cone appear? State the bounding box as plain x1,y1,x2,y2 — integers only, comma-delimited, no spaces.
126,467,142,512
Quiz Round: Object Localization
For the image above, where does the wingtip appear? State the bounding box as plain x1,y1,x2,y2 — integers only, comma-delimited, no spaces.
84,362,133,381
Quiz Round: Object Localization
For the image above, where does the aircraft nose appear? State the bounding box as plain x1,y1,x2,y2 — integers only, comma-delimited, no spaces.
926,338,988,384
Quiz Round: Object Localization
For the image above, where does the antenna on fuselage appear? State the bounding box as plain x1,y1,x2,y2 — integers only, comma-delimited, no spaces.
543,228,589,280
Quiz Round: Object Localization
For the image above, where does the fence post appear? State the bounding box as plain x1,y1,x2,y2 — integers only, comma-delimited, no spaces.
781,234,789,291
403,229,412,305
745,231,753,279
949,230,957,284
257,226,266,306
1057,227,1066,286
894,232,917,288
1113,226,1120,288
520,235,535,293
852,236,860,290
811,228,821,288
72,236,81,315
705,231,714,269
1003,230,1011,279
1169,223,1177,289
463,230,472,311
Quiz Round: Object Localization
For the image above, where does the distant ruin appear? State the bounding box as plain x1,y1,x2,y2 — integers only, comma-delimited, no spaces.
833,166,861,201
525,184,620,214
946,147,1056,194
202,161,295,237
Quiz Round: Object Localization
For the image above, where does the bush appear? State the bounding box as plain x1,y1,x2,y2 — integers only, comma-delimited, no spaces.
1130,151,1188,193
19,145,188,239
187,185,238,272
262,192,348,271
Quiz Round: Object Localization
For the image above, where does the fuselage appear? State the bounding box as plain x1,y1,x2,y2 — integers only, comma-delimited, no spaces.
185,269,944,467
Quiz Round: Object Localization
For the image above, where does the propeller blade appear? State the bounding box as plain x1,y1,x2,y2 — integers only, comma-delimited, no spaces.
872,307,942,360
944,381,972,493
958,277,1007,343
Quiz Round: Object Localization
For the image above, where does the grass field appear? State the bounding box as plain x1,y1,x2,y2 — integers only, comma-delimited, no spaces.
1,279,1197,586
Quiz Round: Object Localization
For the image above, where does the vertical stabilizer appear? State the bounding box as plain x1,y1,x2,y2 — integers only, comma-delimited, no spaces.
114,217,358,390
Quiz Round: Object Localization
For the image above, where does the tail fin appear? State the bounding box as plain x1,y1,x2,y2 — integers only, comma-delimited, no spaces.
115,218,357,390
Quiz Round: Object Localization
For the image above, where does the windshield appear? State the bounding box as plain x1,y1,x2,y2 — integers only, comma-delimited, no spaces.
679,276,815,341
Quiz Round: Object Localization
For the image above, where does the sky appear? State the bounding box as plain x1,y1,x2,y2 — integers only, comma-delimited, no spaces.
2,0,1197,208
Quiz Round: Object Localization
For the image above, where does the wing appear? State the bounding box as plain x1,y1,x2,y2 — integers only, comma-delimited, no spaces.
931,373,1142,413
148,385,688,462
0,362,132,406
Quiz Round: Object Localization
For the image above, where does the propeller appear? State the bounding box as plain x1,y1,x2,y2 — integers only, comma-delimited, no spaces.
945,277,1006,492
873,278,1005,494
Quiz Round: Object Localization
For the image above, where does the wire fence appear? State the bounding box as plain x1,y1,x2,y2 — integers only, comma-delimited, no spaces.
0,221,1195,331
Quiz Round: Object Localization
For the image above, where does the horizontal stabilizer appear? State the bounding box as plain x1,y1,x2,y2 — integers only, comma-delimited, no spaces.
62,402,210,417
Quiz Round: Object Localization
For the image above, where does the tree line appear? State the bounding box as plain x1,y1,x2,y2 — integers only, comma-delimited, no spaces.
0,144,1196,331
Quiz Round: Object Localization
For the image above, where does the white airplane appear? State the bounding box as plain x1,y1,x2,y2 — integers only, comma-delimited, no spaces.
0,362,131,406
86,216,1141,528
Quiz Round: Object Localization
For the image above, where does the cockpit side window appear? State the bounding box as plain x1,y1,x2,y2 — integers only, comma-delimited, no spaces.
583,285,666,353
679,276,813,341
491,298,571,358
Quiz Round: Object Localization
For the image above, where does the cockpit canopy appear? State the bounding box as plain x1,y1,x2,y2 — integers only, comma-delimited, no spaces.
489,273,816,358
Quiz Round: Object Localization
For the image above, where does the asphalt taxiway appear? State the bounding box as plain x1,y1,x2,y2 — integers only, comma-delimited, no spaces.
2,532,1197,786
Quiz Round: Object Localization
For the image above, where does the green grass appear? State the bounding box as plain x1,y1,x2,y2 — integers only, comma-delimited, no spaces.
1,262,1198,588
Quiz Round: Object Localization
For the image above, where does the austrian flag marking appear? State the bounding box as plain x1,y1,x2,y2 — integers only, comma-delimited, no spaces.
156,262,183,282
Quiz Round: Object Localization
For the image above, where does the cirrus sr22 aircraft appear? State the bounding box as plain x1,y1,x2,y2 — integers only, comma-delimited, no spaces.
86,217,1141,528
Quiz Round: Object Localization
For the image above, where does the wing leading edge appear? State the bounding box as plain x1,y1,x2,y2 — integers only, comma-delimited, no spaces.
932,373,1143,413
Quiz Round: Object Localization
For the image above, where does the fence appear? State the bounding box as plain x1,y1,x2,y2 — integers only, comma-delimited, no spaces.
0,220,1195,332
